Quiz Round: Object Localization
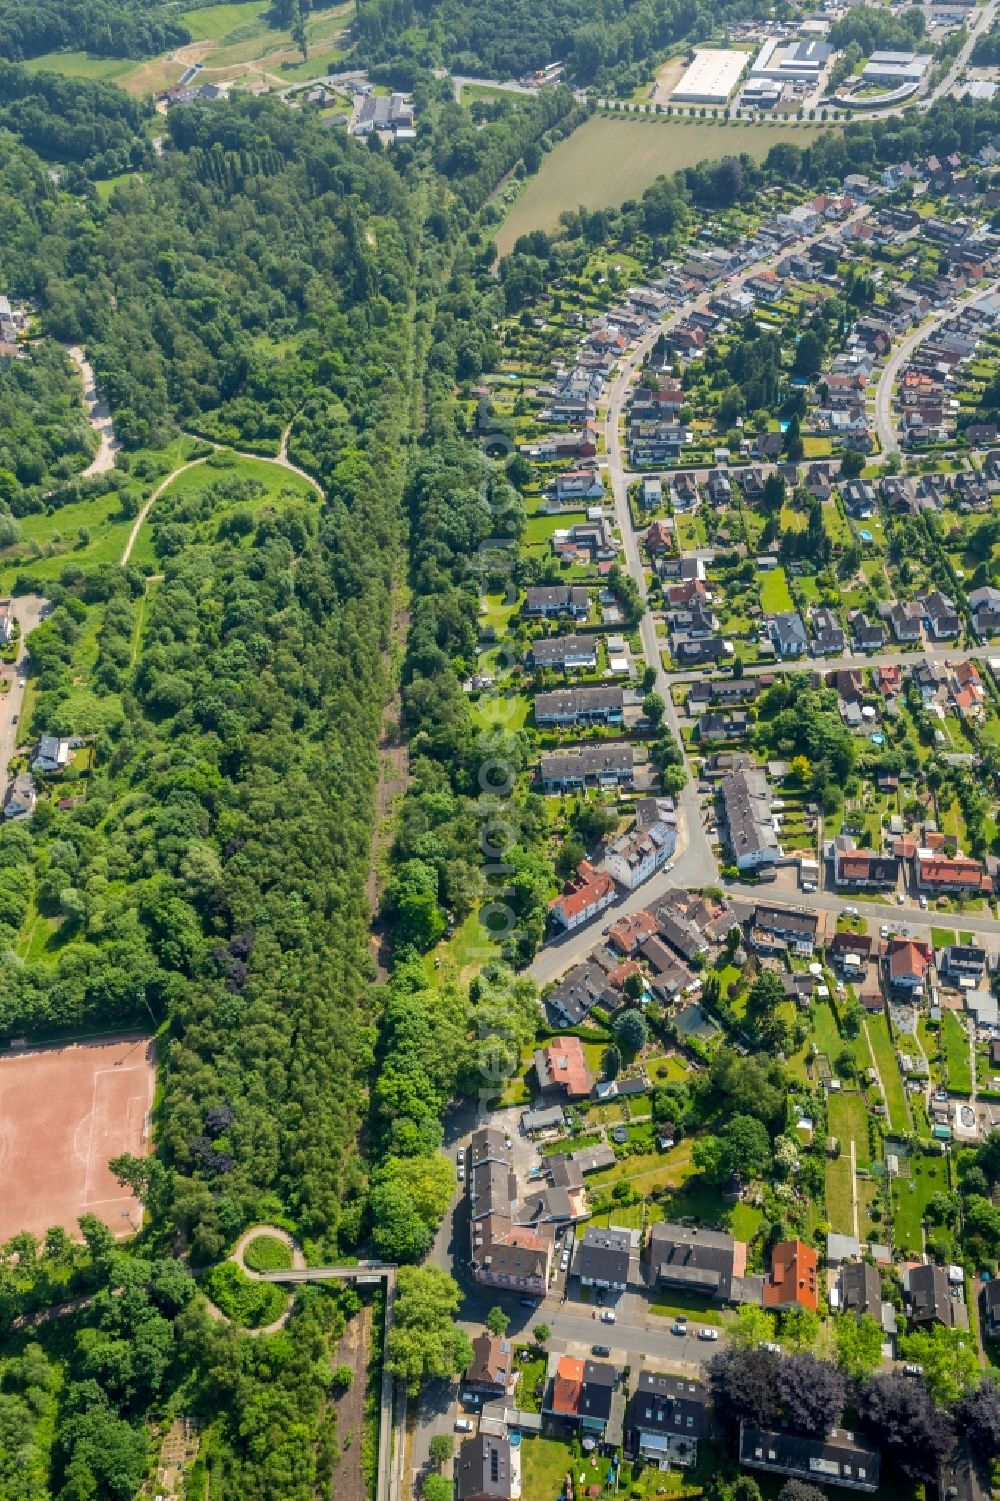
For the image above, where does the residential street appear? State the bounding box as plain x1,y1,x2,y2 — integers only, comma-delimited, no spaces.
873,278,1000,453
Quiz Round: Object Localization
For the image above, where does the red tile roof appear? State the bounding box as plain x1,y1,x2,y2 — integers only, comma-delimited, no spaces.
551,1356,585,1416
763,1239,818,1313
536,1037,593,1099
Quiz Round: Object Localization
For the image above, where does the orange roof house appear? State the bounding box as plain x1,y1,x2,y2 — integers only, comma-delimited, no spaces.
763,1239,818,1314
607,910,658,956
550,1356,585,1417
887,939,931,988
534,1036,594,1100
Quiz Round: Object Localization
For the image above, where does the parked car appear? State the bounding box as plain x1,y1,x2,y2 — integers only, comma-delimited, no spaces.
457,1165,464,1181
519,1298,538,1308
903,1364,924,1378
671,1320,688,1336
601,1309,616,1324
897,893,905,905
760,1341,781,1354
456,1148,465,1164
697,1328,719,1341
919,895,928,909
455,1419,473,1432
591,1344,611,1357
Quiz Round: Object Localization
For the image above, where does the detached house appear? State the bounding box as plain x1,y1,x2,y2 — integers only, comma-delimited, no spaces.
573,1226,632,1291
465,1333,515,1398
549,861,616,933
32,736,71,774
920,590,961,640
627,1373,709,1470
769,612,808,659
543,1356,621,1440
763,1239,818,1314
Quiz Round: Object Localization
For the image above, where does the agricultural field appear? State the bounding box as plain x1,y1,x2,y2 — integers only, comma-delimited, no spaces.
496,117,826,252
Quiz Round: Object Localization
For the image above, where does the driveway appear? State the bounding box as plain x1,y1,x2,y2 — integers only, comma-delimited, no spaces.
0,594,48,803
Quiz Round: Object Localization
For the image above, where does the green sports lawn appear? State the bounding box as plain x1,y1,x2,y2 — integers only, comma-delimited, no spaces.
496,115,827,253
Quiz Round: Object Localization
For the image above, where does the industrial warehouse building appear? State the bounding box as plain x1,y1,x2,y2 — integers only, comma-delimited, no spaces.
862,50,931,85
750,37,831,81
672,49,748,103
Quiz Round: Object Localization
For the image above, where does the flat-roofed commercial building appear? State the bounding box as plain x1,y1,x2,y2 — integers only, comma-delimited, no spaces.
750,37,831,81
862,50,931,85
672,49,748,103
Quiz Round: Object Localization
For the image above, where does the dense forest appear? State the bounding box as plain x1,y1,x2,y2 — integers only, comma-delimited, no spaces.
0,67,581,1494
0,60,155,176
0,341,97,517
0,0,223,63
356,0,757,91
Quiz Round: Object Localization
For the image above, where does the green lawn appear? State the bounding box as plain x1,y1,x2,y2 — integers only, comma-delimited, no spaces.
942,1009,973,1094
650,1289,723,1325
22,50,137,81
519,1437,574,1501
0,492,136,595
866,1013,910,1136
179,0,269,40
496,117,828,253
829,1091,871,1169
759,566,795,614
892,1152,949,1257
826,1153,856,1237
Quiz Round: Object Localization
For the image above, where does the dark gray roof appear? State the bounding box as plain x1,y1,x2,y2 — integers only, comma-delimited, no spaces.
839,1260,882,1319
740,1424,879,1492
629,1372,709,1439
574,1226,631,1283
457,1434,514,1501
647,1222,736,1297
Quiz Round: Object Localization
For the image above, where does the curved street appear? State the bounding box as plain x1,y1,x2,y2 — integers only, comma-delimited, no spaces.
873,277,1000,454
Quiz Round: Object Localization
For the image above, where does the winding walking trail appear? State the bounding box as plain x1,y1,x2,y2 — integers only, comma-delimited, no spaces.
65,345,119,476
120,420,323,567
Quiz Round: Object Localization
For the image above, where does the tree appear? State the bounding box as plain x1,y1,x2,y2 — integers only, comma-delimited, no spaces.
533,1324,550,1346
708,1343,780,1426
423,1477,453,1501
898,1326,981,1406
429,1435,453,1468
860,1372,954,1481
730,1303,777,1351
776,1352,847,1435
643,691,665,725
839,448,865,479
603,1043,621,1080
779,1306,819,1352
614,1008,648,1059
777,1483,827,1501
833,1312,883,1379
697,1114,773,1184
290,0,309,59
387,1268,472,1395
793,330,823,378
485,1306,510,1337
955,1377,1000,1463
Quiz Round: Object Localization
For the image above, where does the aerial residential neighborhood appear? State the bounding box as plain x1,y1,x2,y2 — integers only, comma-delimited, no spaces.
5,0,1000,1496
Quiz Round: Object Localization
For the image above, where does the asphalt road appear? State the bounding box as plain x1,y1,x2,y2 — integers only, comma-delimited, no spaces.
0,595,48,803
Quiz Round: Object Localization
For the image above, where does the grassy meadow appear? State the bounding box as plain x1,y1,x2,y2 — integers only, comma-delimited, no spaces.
496,115,827,253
